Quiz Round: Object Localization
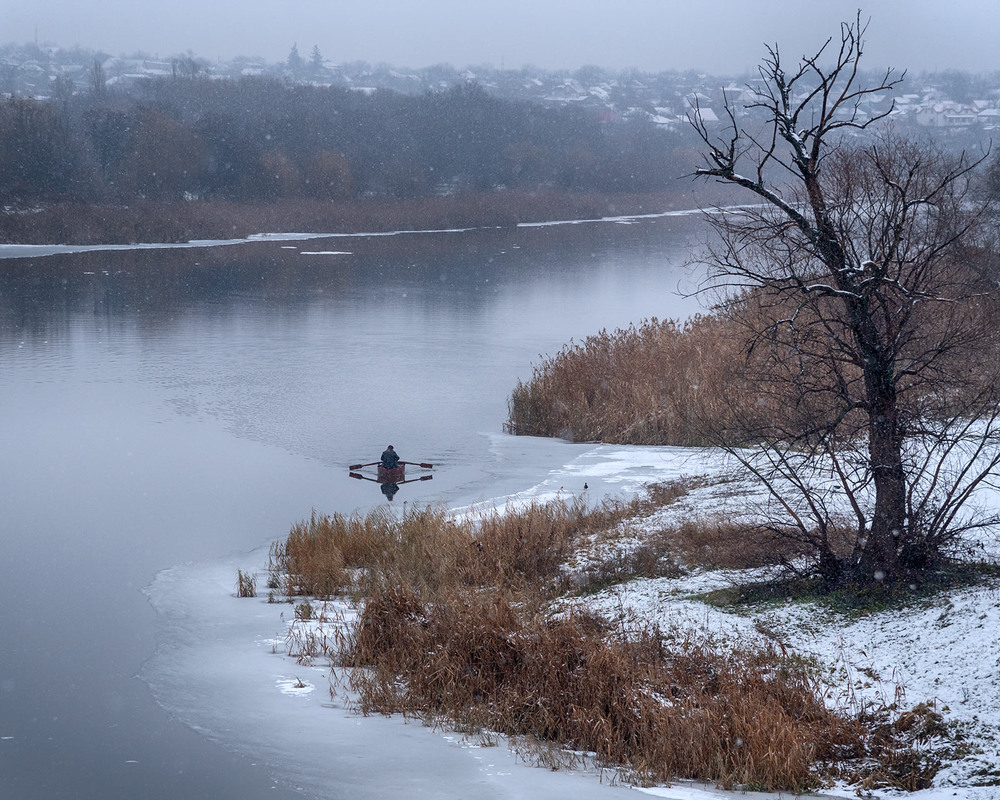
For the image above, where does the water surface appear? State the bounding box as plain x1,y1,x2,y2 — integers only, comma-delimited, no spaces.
0,215,706,798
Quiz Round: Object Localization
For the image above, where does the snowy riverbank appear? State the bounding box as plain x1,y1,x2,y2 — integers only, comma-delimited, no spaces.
141,441,1000,800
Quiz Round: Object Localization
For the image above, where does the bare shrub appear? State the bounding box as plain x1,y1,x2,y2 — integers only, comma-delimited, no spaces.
841,703,953,791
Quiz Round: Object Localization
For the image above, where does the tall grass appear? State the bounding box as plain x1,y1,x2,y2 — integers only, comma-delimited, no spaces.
505,315,760,446
269,498,908,791
343,584,860,791
272,498,603,600
235,568,257,598
505,275,1000,449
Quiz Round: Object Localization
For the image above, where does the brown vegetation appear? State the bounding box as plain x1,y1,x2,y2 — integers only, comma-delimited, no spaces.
271,498,605,600
345,583,858,791
504,265,1000,587
235,568,257,598
268,498,946,791
505,314,759,446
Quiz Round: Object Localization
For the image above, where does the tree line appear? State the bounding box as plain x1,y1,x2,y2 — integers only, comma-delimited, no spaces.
0,74,692,207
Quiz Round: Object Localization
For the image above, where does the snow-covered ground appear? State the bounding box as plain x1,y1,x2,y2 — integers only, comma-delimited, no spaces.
570,454,1000,797
583,568,1000,796
142,441,1000,799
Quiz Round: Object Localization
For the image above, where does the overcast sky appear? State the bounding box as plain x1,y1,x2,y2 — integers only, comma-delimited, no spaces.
3,0,998,75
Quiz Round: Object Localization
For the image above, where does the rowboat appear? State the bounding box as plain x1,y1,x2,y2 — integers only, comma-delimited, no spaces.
348,459,434,475
377,464,405,483
348,460,433,499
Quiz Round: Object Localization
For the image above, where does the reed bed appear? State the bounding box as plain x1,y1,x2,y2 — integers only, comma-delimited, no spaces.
266,498,941,791
272,498,615,600
506,274,1000,449
505,315,761,446
343,584,861,791
235,568,257,598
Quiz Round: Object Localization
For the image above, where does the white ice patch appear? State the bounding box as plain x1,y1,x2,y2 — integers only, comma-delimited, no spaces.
637,784,743,799
0,208,714,260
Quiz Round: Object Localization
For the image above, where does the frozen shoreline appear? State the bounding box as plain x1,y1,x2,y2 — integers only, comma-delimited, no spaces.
141,440,1000,800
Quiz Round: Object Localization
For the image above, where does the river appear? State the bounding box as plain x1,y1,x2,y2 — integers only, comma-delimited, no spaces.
0,213,708,799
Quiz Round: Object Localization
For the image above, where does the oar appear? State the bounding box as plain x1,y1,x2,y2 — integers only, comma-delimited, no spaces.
349,461,380,470
349,471,378,482
399,461,434,469
350,471,431,486
395,474,434,485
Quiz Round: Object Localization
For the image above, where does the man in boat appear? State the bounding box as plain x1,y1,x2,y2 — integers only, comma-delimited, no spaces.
380,445,400,470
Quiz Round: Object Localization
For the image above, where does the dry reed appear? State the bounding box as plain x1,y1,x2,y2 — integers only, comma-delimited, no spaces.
504,315,760,446
235,568,257,598
505,274,1000,449
274,498,608,600
270,498,919,791
342,583,861,791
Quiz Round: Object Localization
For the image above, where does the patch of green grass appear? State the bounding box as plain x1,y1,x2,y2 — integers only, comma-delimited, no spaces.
694,562,1000,616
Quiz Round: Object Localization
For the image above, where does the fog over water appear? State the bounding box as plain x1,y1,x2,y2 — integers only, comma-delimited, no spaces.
3,0,998,74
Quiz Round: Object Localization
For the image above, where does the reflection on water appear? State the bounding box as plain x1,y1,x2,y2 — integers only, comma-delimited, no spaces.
0,216,706,798
348,468,434,501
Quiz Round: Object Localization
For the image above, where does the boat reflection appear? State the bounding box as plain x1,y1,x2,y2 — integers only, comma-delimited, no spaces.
348,469,433,501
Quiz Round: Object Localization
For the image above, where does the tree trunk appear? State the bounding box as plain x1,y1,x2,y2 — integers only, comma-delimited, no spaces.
857,350,906,584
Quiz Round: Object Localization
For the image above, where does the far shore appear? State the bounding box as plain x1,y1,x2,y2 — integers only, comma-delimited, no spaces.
0,186,741,249
0,206,713,261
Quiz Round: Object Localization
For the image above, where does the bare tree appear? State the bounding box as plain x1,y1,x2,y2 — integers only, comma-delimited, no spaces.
89,58,107,99
691,14,1000,586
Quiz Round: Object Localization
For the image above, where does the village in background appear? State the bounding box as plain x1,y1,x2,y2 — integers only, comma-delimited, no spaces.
2,40,998,138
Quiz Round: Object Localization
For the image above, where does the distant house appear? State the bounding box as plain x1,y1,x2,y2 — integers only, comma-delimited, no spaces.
686,105,719,125
684,91,712,107
977,108,1000,128
684,92,718,125
944,110,979,126
650,112,679,128
916,101,979,127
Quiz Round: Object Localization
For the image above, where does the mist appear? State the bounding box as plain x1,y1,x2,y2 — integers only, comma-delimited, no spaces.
4,0,1000,74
